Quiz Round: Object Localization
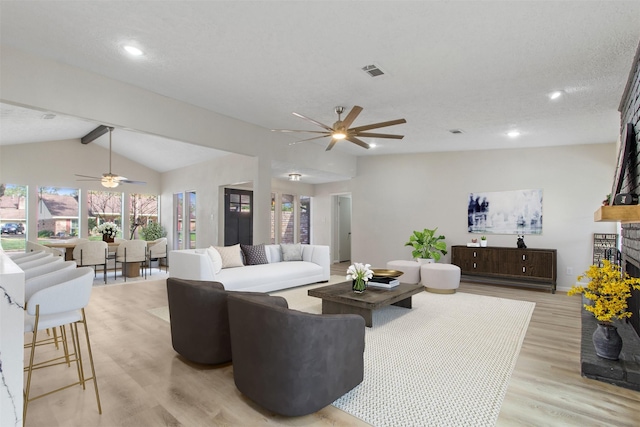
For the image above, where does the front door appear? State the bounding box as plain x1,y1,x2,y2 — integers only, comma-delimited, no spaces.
224,188,253,245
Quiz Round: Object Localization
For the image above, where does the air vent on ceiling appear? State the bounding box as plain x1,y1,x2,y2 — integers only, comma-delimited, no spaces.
362,64,385,77
449,129,464,134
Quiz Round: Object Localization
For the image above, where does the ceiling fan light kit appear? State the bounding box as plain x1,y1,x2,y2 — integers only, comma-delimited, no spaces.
272,105,406,151
101,175,119,188
289,173,301,181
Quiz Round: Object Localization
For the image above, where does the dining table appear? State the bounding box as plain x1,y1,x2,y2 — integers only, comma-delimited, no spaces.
42,240,142,278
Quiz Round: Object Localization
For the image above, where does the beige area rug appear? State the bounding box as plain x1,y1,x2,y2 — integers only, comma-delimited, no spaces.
148,277,535,427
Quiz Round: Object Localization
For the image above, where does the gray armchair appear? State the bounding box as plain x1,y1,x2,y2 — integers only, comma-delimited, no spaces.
227,293,365,417
166,277,281,365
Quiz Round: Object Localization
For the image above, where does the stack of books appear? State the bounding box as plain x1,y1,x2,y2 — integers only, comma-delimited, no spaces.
367,277,400,289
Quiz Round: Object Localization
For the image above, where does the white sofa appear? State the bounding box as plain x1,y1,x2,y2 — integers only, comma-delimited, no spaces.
169,244,330,293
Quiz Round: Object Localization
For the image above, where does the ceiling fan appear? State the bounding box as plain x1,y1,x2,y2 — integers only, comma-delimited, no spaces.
272,105,406,151
75,127,146,188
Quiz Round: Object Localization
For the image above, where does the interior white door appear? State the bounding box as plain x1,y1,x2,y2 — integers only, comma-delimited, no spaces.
338,196,352,262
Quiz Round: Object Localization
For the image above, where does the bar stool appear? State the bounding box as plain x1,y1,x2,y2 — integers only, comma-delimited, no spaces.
23,267,102,423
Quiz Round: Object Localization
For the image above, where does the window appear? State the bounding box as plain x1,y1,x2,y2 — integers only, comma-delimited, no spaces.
280,194,295,244
300,196,311,244
37,186,80,240
173,191,196,249
270,193,276,244
173,193,183,250
187,191,196,249
130,193,159,240
87,190,123,239
0,183,27,252
270,193,312,244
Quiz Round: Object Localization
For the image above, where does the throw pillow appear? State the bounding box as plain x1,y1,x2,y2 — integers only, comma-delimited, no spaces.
214,244,244,268
280,243,303,261
241,244,269,265
206,246,223,274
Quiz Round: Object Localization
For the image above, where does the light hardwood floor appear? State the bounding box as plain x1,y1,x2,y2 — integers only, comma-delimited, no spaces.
23,266,640,426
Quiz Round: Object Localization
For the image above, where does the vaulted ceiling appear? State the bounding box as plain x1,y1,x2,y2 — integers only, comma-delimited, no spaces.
1,1,639,181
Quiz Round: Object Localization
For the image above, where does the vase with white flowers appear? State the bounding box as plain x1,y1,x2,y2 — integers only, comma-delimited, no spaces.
94,222,120,243
346,262,373,293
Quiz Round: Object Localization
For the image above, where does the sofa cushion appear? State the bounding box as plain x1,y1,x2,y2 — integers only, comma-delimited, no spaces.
215,244,244,268
206,246,223,274
241,244,269,265
281,243,303,261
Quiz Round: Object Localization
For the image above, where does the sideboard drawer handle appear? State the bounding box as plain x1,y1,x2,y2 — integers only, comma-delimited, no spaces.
473,262,477,269
473,251,477,257
522,266,526,273
522,254,526,261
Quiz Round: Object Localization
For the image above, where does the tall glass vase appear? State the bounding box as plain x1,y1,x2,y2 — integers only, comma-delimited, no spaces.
352,278,366,294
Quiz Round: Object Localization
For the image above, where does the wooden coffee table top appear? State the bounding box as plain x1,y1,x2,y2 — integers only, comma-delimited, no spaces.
308,281,424,310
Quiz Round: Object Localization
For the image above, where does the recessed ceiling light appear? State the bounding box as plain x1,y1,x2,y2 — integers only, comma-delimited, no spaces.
507,131,521,138
449,129,464,134
369,143,377,148
123,45,143,56
41,113,56,120
549,91,563,100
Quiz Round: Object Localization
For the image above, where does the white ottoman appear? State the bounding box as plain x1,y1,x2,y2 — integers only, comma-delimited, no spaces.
386,260,421,285
421,263,461,294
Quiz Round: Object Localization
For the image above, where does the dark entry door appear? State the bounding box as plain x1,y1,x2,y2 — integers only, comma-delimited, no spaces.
224,188,253,245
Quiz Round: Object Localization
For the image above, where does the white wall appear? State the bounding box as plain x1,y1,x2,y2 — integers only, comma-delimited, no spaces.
349,143,618,291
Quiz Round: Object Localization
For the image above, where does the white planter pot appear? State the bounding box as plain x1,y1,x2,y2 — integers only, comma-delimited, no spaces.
480,240,487,247
417,258,435,264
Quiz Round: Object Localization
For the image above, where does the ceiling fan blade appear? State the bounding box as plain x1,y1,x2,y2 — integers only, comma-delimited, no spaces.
350,118,407,133
119,179,146,185
341,105,363,129
289,134,331,145
292,112,334,132
75,174,102,180
346,136,370,149
356,132,405,139
271,129,329,134
325,138,339,151
76,178,102,182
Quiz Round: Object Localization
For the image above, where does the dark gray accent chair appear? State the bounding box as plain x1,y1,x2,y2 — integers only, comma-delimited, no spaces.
166,277,280,365
227,293,366,417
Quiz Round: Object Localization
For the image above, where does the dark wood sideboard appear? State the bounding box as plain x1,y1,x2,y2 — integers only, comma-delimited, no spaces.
451,245,557,293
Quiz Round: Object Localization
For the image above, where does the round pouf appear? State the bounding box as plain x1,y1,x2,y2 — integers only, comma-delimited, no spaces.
386,260,421,285
421,263,461,294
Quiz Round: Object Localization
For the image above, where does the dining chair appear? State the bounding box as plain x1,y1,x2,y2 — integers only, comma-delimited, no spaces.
23,266,102,424
147,237,168,275
73,241,109,284
115,239,148,281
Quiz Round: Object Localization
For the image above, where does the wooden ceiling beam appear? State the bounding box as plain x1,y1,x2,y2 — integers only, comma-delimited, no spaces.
81,125,110,144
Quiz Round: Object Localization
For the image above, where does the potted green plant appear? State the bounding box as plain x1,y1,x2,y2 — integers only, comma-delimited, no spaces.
404,228,447,263
480,235,487,247
139,221,167,241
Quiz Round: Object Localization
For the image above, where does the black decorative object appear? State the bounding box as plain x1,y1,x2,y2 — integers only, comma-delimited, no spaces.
613,193,639,205
517,235,527,248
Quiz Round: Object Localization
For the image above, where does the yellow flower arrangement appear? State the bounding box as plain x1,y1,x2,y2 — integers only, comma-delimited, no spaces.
568,260,640,323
